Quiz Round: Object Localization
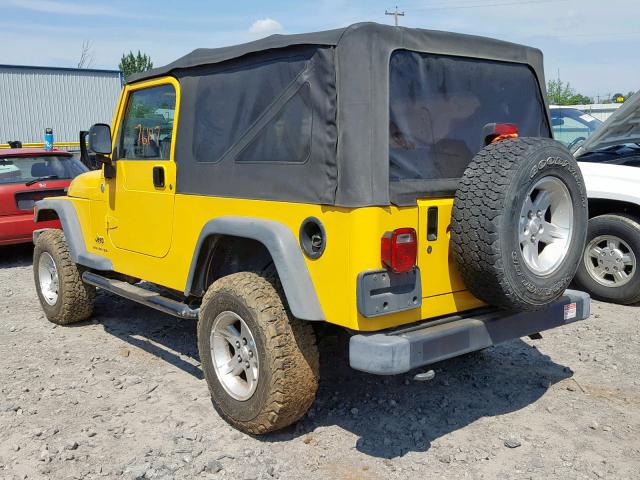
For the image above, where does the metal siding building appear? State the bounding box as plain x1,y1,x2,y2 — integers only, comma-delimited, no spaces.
0,65,122,144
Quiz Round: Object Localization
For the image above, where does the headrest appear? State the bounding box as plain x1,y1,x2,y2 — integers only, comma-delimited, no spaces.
31,162,50,177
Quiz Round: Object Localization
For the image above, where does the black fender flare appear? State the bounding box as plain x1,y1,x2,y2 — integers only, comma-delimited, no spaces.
34,199,113,271
185,216,325,321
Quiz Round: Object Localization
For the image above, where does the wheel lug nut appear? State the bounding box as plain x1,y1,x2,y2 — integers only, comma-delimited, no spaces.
237,355,242,362
242,338,247,345
528,211,533,219
245,362,250,369
537,210,542,217
530,236,535,243
248,350,253,357
235,341,240,348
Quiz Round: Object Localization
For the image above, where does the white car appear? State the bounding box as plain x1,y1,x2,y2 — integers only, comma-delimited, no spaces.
572,92,640,304
550,106,602,152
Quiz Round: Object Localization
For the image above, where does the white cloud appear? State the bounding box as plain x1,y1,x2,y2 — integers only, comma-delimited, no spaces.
248,18,283,35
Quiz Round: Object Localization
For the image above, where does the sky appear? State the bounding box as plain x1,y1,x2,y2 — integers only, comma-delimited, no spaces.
0,0,637,100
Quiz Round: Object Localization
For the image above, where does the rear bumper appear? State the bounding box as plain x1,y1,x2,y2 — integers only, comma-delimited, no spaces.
0,213,60,246
349,289,590,375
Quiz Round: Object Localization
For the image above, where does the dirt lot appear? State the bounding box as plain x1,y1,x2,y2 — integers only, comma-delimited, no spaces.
1,243,639,480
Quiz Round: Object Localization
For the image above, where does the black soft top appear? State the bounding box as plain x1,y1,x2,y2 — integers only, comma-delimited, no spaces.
129,23,549,207
131,23,543,84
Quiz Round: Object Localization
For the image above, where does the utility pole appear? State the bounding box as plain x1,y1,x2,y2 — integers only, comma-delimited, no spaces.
385,6,405,26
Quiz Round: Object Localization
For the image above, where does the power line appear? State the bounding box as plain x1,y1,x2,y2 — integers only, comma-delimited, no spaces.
385,6,405,26
552,31,640,39
412,0,568,11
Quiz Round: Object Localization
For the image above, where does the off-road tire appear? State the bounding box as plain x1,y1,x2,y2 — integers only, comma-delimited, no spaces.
33,229,95,324
451,137,587,311
197,270,319,434
573,214,640,305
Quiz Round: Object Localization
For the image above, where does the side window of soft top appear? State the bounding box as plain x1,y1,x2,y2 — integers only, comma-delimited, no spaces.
119,84,176,160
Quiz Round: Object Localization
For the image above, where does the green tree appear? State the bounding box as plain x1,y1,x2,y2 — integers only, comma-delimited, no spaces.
547,79,593,106
119,51,153,81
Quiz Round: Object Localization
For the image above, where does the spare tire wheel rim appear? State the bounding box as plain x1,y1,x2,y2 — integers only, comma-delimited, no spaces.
210,311,259,401
518,176,573,276
38,252,59,306
584,235,636,287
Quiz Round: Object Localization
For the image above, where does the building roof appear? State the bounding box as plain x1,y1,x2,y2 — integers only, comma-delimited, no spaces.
0,64,121,75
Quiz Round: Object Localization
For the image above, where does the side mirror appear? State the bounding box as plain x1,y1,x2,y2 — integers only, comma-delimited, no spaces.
88,123,113,157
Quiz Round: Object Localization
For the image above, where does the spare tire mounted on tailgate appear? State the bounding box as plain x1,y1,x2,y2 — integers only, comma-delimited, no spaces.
452,137,587,311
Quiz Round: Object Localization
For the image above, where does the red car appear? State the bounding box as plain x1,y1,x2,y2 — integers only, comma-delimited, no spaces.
0,148,87,246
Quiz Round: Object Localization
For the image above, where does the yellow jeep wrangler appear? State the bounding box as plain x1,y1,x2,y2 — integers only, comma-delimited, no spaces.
32,23,590,434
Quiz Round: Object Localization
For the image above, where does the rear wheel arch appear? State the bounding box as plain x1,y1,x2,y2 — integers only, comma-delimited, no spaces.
587,197,640,220
191,235,274,296
186,217,325,321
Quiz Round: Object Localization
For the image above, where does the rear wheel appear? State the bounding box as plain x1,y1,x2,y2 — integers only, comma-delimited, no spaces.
451,137,588,311
197,270,319,434
33,229,95,324
574,214,640,305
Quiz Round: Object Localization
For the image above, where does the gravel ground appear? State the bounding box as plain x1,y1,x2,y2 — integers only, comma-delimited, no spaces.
1,243,639,480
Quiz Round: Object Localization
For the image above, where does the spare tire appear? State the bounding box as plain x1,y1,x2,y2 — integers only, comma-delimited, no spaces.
451,137,587,311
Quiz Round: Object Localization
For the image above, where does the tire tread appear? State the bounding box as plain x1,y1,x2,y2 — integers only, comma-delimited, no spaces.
34,229,95,324
198,269,319,434
451,137,583,310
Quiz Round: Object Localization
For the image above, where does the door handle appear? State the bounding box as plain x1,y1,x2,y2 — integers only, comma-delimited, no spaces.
152,166,165,188
427,207,438,241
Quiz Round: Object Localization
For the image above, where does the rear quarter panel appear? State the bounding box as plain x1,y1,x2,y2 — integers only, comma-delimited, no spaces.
103,194,482,331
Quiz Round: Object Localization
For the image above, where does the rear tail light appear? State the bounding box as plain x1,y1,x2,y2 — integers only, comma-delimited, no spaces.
483,123,519,145
381,228,417,273
494,123,518,136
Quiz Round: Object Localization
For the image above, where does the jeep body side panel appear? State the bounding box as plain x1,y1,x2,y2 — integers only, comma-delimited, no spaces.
34,198,113,271
73,188,483,331
184,216,324,321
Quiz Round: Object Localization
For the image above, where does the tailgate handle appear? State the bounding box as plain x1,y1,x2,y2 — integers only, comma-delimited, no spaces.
152,166,165,188
427,207,438,241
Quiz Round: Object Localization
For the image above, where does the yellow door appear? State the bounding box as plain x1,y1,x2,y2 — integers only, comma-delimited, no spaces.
105,79,179,258
416,198,467,298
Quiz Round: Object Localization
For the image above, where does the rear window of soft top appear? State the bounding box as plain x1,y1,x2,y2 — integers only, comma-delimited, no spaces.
389,51,549,185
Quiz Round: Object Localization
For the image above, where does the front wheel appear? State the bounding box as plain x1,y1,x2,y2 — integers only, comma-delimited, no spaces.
574,214,640,305
33,229,95,324
197,271,319,434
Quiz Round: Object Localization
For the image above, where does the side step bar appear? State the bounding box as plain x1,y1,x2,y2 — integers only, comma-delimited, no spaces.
82,271,199,320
